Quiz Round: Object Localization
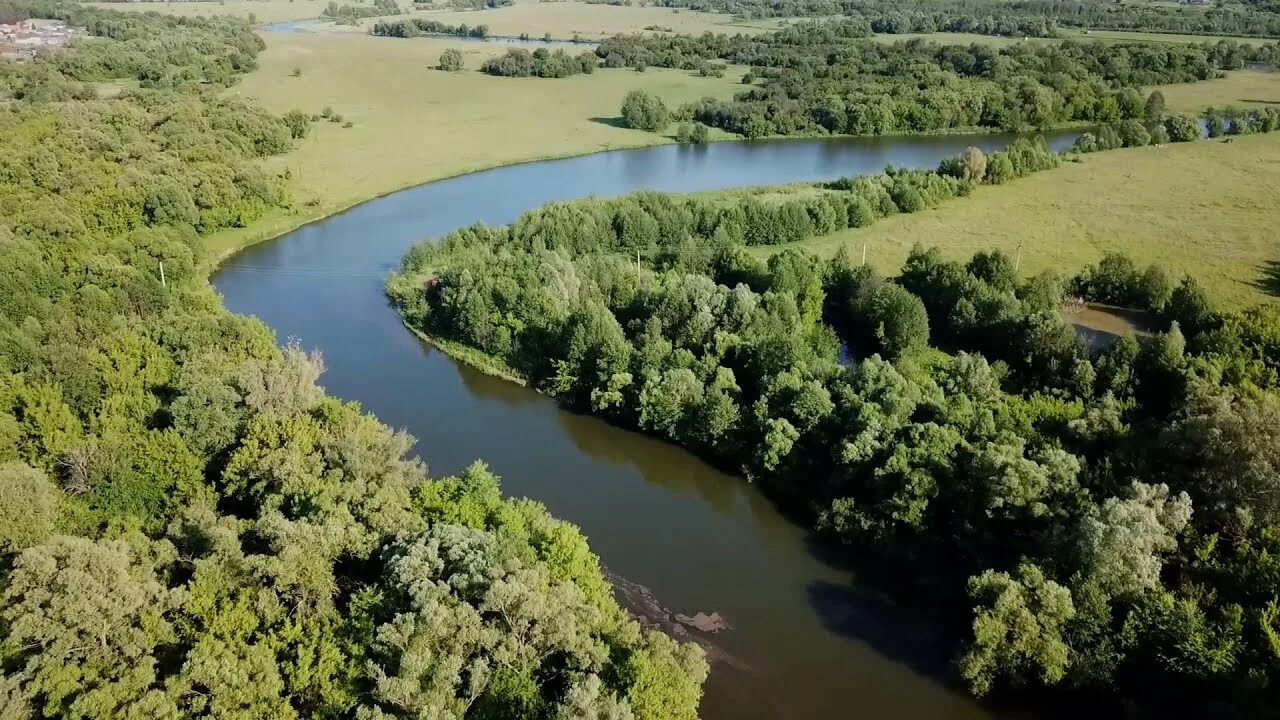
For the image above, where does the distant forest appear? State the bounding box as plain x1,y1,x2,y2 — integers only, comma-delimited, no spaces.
590,0,1280,38
598,24,1280,137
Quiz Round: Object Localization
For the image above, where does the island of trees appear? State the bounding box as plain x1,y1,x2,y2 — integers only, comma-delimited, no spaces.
0,4,707,719
388,135,1280,715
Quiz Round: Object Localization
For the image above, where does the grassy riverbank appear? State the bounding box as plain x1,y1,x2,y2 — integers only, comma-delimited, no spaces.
403,323,528,386
198,7,1280,270
204,29,747,264
756,132,1280,307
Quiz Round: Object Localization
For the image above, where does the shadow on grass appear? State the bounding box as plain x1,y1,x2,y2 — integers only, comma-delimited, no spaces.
1254,260,1280,298
1240,98,1280,105
588,116,629,129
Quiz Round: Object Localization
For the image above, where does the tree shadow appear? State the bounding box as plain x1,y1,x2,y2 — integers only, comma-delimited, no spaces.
588,116,629,129
805,579,959,679
1254,260,1280,298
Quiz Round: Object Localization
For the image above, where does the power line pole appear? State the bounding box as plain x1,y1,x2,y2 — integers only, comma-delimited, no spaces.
1014,242,1023,273
861,242,867,266
159,260,166,288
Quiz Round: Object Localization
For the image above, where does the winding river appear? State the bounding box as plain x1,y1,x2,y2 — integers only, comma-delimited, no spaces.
214,132,1080,720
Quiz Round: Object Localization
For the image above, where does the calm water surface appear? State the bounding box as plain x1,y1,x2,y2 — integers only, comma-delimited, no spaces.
214,133,1079,720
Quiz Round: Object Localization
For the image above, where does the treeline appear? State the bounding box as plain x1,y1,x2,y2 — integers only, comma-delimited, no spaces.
398,138,1052,267
609,0,1280,39
480,46,598,76
372,16,490,37
0,4,707,720
389,142,1280,714
598,27,1277,138
323,0,401,22
450,0,513,8
0,2,263,91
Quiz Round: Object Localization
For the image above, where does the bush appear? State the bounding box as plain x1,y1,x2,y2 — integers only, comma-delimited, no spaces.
282,109,310,139
621,90,670,132
438,48,464,71
1164,114,1202,143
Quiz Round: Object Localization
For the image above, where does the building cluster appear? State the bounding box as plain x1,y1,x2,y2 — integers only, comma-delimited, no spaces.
0,19,77,60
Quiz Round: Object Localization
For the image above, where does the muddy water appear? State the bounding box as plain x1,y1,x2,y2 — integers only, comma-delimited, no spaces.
1065,302,1152,351
214,132,1080,719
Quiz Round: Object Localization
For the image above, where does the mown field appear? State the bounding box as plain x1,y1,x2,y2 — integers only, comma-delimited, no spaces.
208,29,746,259
1158,68,1280,112
757,132,1280,307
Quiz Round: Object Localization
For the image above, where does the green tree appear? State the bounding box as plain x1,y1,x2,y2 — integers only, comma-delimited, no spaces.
1144,89,1166,122
1165,113,1202,143
0,462,58,553
620,90,670,132
1206,112,1226,138
853,283,930,359
961,146,987,182
282,109,311,139
1,537,179,717
439,47,464,71
959,562,1075,696
1076,481,1191,597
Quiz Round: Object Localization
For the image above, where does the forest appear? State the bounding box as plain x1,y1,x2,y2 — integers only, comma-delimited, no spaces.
388,134,1280,715
598,25,1280,137
0,4,708,720
589,0,1280,39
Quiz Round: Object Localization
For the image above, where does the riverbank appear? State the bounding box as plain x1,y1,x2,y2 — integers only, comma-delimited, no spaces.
202,29,749,267
770,132,1280,306
197,12,1280,272
215,130,1138,720
402,322,528,386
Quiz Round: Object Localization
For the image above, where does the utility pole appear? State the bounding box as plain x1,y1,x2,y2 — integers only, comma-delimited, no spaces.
861,242,867,266
1014,242,1023,273
636,249,641,278
159,260,166,288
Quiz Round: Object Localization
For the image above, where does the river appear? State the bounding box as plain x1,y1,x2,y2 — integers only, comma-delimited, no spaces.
214,132,1080,720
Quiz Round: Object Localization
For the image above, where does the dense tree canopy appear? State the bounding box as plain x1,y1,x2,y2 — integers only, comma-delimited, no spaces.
597,25,1278,137
0,4,707,720
390,134,1280,715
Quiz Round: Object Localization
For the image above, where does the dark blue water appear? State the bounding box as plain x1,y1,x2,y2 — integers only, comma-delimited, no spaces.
215,132,1079,720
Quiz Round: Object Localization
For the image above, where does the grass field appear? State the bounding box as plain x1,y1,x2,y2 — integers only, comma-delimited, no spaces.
206,29,747,260
758,133,1280,307
1158,68,1280,112
88,0,783,36
87,0,330,23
